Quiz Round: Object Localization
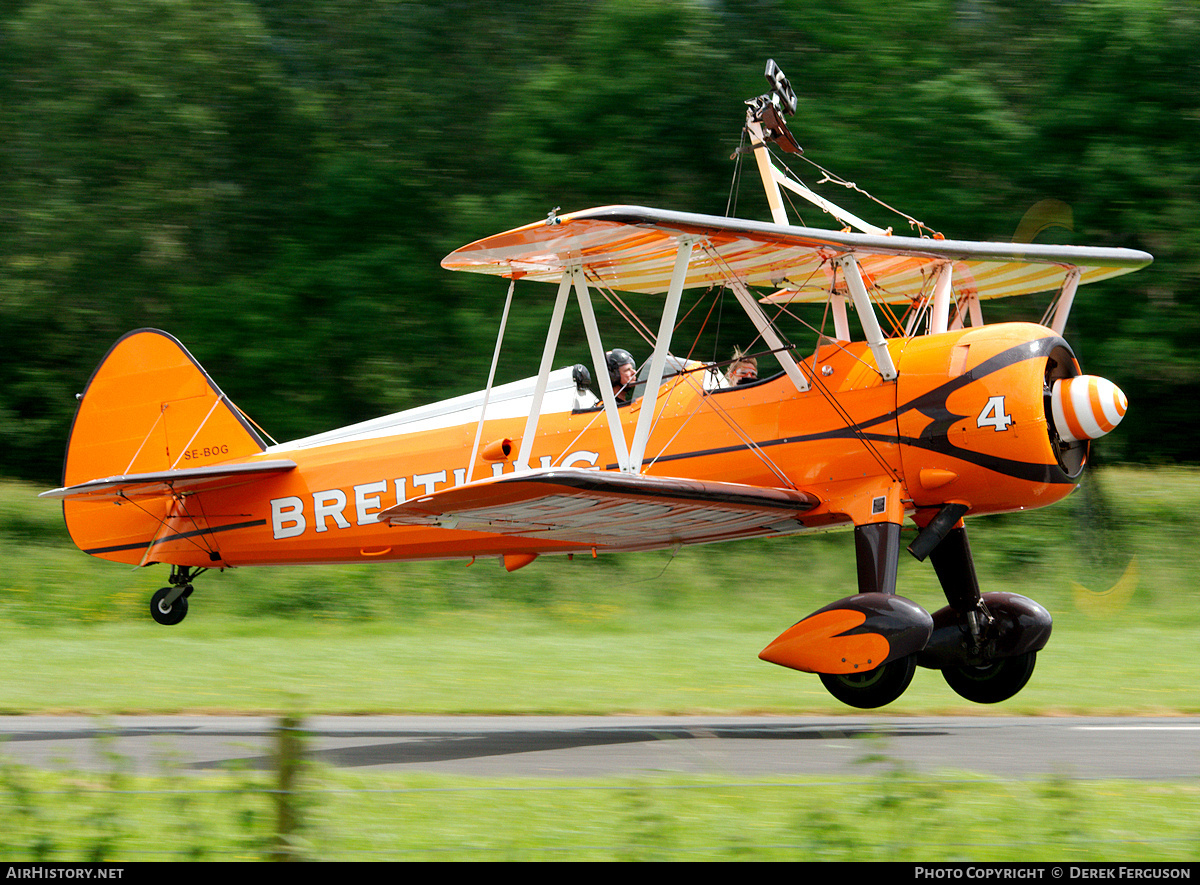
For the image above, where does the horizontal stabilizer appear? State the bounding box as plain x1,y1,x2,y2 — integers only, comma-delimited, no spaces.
41,459,297,502
379,467,818,552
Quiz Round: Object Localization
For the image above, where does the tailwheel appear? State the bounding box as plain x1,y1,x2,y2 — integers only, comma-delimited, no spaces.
942,651,1037,704
819,655,917,709
150,586,189,625
149,566,202,626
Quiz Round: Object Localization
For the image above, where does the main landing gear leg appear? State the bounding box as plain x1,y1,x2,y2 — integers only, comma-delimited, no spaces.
818,522,919,709
855,522,901,596
923,525,1046,704
150,566,202,626
928,525,993,647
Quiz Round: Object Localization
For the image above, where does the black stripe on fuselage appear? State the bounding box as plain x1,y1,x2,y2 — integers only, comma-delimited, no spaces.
607,336,1072,485
83,519,266,555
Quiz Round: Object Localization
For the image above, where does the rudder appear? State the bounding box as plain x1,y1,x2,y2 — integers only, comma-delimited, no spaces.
57,330,268,566
62,328,266,486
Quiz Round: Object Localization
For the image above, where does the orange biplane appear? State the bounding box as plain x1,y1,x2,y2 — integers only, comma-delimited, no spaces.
43,62,1150,708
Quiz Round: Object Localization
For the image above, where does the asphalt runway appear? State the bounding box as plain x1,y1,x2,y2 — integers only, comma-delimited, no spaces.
1,715,1198,779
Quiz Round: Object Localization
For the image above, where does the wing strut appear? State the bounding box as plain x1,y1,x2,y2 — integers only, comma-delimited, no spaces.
830,291,850,342
950,289,984,330
572,265,632,472
513,259,656,475
467,276,517,483
628,237,694,472
512,237,708,475
1049,267,1081,335
515,270,573,472
931,262,954,335
836,254,898,381
727,276,810,393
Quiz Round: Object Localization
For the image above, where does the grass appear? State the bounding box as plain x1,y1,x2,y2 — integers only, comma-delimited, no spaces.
1,610,1198,715
2,466,1198,715
2,760,1198,861
2,467,1199,861
4,755,1188,863
1,467,1199,713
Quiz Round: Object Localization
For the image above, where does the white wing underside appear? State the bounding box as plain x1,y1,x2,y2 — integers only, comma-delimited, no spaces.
379,467,819,552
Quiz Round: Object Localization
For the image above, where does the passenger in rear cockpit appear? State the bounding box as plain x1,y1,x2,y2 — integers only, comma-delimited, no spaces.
606,348,637,403
725,347,758,386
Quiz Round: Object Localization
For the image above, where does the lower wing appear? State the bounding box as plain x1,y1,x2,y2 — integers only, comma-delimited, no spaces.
378,467,819,552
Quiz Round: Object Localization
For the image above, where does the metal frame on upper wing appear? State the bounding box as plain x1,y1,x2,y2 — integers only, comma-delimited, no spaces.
445,205,1151,481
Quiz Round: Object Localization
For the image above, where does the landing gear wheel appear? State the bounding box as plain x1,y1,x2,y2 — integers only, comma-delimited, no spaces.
943,651,1037,704
150,586,189,626
819,655,916,709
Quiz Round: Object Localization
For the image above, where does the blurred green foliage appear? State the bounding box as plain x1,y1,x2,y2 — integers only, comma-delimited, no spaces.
3,468,1200,717
2,0,1197,482
2,759,1197,860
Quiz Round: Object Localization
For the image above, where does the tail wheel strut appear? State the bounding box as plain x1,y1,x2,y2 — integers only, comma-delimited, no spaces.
149,566,203,626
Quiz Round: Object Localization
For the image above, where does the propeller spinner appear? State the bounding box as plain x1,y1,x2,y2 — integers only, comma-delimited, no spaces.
1050,375,1128,443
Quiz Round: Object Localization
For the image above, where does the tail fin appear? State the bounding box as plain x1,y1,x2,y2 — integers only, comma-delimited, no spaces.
63,328,266,486
55,329,268,566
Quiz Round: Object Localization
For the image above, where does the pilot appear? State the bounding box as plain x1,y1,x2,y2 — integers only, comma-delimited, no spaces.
725,348,758,386
606,348,637,402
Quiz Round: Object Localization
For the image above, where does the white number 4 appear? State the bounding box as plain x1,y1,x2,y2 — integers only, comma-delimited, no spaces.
977,395,1013,431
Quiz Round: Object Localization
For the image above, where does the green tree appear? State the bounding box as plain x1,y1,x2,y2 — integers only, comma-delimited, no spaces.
0,0,314,479
1,0,1196,480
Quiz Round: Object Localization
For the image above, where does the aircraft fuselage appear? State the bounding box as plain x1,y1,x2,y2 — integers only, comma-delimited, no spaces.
63,321,1082,570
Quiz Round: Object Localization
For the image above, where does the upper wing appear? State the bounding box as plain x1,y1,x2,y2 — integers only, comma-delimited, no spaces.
40,459,297,502
443,205,1152,303
378,467,818,552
